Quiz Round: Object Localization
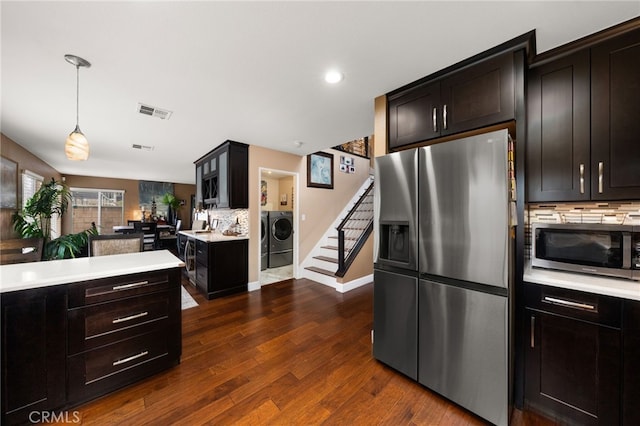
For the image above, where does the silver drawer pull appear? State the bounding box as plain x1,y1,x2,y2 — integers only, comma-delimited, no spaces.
530,316,535,348
112,280,149,291
113,350,149,366
112,311,148,324
443,104,448,130
579,163,585,194
543,296,596,311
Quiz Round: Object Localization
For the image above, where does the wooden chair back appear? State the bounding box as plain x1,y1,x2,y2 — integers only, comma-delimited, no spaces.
88,233,144,257
0,238,44,265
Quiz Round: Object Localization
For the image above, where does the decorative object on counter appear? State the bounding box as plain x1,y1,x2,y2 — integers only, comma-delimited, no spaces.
11,178,98,259
63,54,91,161
0,156,17,208
307,151,333,189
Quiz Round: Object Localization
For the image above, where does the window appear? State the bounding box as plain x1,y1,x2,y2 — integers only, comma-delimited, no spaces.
70,188,124,234
22,170,43,209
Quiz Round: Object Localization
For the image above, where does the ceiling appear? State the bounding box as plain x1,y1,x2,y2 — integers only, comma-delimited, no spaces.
2,2,638,185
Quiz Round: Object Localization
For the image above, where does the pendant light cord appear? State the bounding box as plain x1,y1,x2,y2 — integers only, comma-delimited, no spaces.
75,65,80,128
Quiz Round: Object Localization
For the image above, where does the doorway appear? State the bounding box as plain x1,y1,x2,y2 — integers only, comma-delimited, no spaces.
259,168,298,286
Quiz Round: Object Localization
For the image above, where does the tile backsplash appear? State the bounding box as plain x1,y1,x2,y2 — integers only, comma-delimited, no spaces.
194,208,249,235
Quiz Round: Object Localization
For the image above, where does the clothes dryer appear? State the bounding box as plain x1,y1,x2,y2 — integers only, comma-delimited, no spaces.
268,211,293,268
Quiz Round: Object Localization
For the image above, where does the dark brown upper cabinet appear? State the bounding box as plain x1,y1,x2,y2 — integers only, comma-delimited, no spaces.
526,50,591,202
527,24,640,202
195,140,248,209
388,52,515,150
591,28,640,200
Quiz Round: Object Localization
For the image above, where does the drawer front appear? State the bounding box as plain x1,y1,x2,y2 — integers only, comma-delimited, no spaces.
195,239,208,260
195,264,208,288
67,330,175,403
524,282,622,328
68,270,171,307
68,292,170,354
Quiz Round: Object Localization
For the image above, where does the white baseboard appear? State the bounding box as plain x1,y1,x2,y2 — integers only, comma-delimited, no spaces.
248,280,261,292
336,274,373,293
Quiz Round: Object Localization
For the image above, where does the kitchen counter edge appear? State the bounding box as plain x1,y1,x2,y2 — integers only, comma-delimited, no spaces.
0,250,185,294
178,230,249,242
524,261,640,301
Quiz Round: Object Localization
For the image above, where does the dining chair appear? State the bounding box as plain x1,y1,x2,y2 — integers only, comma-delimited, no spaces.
133,222,158,251
88,233,144,257
0,237,44,265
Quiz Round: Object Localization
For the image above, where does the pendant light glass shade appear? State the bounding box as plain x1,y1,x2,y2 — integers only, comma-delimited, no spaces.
65,125,89,160
64,54,91,161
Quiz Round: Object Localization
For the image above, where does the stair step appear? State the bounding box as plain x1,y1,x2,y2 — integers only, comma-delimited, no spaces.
305,266,336,277
321,245,353,251
313,255,338,264
328,236,358,241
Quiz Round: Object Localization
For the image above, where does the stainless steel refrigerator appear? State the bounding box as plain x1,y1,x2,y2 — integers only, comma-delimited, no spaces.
373,129,514,426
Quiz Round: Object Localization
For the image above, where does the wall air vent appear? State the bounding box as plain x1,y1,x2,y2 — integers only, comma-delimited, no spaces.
132,144,155,151
137,103,173,120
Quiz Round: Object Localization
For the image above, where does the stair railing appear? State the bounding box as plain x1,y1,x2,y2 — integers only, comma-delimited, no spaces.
336,180,374,277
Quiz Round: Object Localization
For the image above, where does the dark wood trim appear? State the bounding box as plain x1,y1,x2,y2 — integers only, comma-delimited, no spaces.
193,140,249,165
531,16,640,67
387,30,535,99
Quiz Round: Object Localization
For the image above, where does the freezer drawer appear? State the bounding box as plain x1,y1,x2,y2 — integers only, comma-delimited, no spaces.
418,279,508,426
373,269,417,380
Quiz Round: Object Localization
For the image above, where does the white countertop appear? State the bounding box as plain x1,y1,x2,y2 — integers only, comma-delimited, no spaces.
524,261,640,301
0,250,185,294
178,230,249,242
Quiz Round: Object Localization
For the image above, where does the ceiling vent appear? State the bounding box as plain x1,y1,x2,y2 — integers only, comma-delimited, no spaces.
131,144,155,151
137,103,172,120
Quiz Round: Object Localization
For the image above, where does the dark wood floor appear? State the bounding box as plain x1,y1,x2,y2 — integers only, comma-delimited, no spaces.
64,276,555,425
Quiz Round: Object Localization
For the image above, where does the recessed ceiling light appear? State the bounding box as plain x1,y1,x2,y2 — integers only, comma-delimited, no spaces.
325,70,344,84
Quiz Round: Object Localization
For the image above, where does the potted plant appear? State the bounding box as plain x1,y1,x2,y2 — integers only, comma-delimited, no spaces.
161,192,181,225
12,178,97,260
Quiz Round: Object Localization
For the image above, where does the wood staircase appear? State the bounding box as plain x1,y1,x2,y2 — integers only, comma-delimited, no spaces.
301,176,374,289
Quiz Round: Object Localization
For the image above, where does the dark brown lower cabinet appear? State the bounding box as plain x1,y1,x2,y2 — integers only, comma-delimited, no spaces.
195,238,248,299
1,287,67,426
524,283,621,425
623,300,640,425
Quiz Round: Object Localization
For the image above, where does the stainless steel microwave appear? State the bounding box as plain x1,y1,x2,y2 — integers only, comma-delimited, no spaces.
532,223,640,281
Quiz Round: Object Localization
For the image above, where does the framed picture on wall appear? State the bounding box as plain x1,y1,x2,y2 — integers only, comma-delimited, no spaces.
307,151,334,189
0,156,18,209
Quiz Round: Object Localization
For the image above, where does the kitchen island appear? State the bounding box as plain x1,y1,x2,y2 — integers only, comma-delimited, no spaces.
178,230,248,299
1,251,184,426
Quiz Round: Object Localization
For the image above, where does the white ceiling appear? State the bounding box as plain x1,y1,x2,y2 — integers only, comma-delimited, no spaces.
2,1,638,185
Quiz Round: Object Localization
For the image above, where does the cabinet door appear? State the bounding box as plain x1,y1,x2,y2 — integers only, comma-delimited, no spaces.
591,28,640,200
525,309,620,425
440,52,515,135
623,300,640,425
195,163,202,207
526,50,591,202
372,269,417,380
388,81,440,149
1,287,66,425
218,150,229,208
227,143,249,208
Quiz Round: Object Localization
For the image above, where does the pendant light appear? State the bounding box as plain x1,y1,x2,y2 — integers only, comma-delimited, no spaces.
64,54,91,161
